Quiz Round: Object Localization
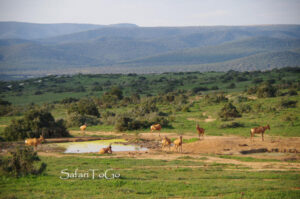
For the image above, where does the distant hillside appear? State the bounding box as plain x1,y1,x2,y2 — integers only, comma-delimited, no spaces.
0,22,300,78
122,37,300,66
0,22,105,40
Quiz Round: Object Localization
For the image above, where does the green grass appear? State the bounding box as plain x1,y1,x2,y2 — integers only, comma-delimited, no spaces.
0,155,299,198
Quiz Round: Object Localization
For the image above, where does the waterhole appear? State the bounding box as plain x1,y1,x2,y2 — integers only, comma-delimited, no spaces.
57,139,148,153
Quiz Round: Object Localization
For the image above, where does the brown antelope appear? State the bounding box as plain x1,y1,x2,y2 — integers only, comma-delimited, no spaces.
150,124,162,137
80,124,87,134
25,135,45,150
174,136,183,152
196,124,205,139
250,124,270,141
98,144,112,154
161,136,172,150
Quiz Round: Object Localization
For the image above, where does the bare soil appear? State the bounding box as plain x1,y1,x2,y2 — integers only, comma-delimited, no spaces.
2,130,300,171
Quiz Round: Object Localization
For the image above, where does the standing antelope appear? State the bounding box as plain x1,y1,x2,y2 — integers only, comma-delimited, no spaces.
250,124,270,141
25,135,45,150
174,136,183,152
98,144,112,154
80,124,87,134
161,136,172,150
196,124,205,139
150,124,162,137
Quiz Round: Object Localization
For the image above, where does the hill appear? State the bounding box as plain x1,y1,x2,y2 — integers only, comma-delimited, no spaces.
0,22,300,79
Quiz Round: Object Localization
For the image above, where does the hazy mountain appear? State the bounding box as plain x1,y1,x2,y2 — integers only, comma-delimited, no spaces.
0,22,300,78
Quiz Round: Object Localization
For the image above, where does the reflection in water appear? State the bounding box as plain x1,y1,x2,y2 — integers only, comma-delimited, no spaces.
57,139,148,153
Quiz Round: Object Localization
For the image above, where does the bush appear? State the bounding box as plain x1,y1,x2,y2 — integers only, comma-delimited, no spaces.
279,99,297,108
211,86,219,90
252,78,263,84
204,93,228,104
192,86,208,93
288,89,298,96
0,147,47,177
34,91,43,95
115,116,145,132
68,99,100,117
66,113,101,127
238,104,252,113
218,102,241,120
227,83,236,89
220,122,244,128
61,97,79,104
281,114,298,126
107,86,123,100
3,108,70,141
257,83,277,98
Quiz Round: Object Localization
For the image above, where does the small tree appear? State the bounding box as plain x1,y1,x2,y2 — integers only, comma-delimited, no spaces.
218,102,241,120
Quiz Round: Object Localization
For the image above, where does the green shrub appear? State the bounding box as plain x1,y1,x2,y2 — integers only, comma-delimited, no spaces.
218,102,241,120
61,97,79,104
3,108,69,141
281,114,298,126
279,99,297,108
0,147,47,177
238,104,252,113
192,86,208,93
68,99,100,117
66,113,101,127
220,122,244,128
204,93,228,104
287,89,298,96
257,83,277,98
226,83,236,89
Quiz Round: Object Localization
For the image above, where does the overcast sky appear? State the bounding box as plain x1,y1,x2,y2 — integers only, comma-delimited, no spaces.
0,0,299,26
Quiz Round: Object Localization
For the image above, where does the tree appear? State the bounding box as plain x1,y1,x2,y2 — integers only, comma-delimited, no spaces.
3,108,69,141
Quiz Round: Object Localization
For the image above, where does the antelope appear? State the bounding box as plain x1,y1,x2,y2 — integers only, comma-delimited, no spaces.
196,124,205,139
25,135,45,150
98,144,112,154
250,124,270,141
80,124,87,134
174,136,183,152
150,124,162,137
161,136,172,150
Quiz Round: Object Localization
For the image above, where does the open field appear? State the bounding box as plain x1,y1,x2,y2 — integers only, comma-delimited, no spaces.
1,68,300,198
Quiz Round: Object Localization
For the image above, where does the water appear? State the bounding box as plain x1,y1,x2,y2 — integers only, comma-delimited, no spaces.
57,139,148,153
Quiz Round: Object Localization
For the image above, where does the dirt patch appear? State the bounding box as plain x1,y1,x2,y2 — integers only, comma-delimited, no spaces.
204,116,216,123
183,136,300,155
187,118,202,122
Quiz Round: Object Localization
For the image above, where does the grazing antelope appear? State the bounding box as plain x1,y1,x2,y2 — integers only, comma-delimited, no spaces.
98,144,112,154
150,124,162,137
174,136,183,152
250,124,270,141
25,135,45,150
80,124,87,134
161,136,172,150
196,124,205,139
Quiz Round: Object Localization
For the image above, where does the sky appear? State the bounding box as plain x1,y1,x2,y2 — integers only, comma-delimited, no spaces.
0,0,299,26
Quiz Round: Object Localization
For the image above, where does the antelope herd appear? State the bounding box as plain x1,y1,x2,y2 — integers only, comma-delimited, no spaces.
23,122,271,154
159,123,271,153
